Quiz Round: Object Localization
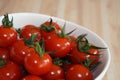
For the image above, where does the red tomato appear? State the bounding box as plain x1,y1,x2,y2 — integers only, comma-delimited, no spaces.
0,61,22,80
66,64,94,80
69,46,99,64
24,53,52,75
45,34,71,58
69,36,76,41
40,19,61,39
22,75,42,80
0,26,17,48
0,48,10,62
68,34,101,65
10,39,35,65
20,25,41,41
62,64,73,72
42,64,64,80
69,36,77,50
56,79,65,80
0,14,17,48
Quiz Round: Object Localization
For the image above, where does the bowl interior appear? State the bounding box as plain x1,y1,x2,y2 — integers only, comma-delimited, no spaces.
0,13,111,80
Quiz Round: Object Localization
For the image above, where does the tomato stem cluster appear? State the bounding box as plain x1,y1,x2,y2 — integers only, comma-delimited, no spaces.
35,39,45,58
41,18,55,32
24,34,38,47
56,23,76,38
76,34,106,54
2,14,13,28
0,14,107,80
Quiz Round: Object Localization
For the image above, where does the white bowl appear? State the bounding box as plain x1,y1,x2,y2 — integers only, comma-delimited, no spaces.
0,13,111,80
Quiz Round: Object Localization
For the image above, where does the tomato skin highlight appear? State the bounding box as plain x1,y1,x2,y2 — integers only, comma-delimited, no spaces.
45,35,71,58
0,48,10,62
10,39,35,65
20,25,41,41
24,53,52,75
69,46,99,64
40,21,61,40
0,61,22,80
42,64,65,80
0,14,107,80
0,26,17,48
43,21,61,30
66,64,94,80
22,75,42,80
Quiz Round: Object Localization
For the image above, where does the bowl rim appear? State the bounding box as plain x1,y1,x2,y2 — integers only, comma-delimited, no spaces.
0,12,111,80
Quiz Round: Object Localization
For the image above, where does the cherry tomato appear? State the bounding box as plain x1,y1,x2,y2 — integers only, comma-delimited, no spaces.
43,64,64,80
69,46,99,64
10,39,35,65
68,34,100,64
20,25,41,41
0,61,22,80
22,75,42,80
24,53,52,75
45,34,71,58
69,36,77,50
66,64,93,80
40,19,61,39
0,48,10,62
0,26,17,48
0,14,17,48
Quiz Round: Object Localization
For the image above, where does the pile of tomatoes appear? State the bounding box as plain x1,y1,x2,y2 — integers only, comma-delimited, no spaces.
0,14,105,80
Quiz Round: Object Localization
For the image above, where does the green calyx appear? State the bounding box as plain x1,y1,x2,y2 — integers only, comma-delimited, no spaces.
82,57,100,71
53,57,71,66
25,35,46,58
16,28,21,35
34,39,45,58
65,54,100,71
56,23,76,38
82,57,95,69
76,34,106,54
24,34,38,47
2,14,13,28
53,58,63,66
41,18,55,32
0,58,6,68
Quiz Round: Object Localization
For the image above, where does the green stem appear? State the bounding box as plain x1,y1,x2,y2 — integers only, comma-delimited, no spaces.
35,42,43,58
34,39,46,59
2,14,13,28
57,23,76,38
76,34,106,54
24,34,38,47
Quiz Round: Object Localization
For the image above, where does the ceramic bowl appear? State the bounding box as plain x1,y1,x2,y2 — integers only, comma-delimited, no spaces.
0,13,111,80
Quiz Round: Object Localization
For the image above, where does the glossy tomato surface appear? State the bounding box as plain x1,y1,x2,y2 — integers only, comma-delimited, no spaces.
45,34,71,58
66,64,93,80
70,46,99,64
20,25,41,41
0,61,22,80
43,64,64,80
22,75,42,80
40,21,61,39
0,26,17,47
0,48,10,62
24,53,52,75
10,39,35,65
